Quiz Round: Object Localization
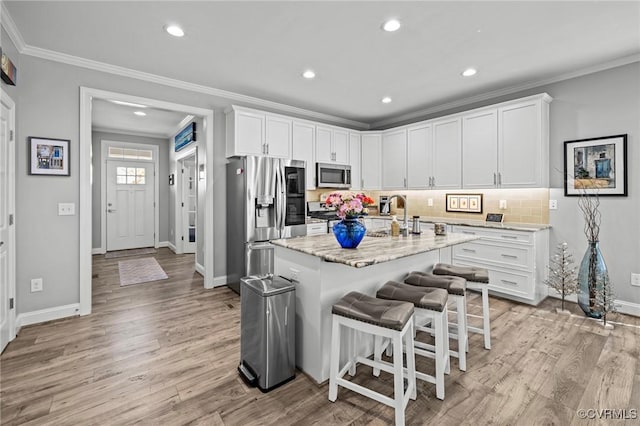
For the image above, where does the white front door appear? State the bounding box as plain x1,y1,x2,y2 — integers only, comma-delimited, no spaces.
1,91,16,352
106,160,155,251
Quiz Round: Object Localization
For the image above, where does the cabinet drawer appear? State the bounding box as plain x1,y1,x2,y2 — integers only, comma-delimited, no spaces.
454,259,534,299
451,226,533,244
453,241,533,269
306,223,327,236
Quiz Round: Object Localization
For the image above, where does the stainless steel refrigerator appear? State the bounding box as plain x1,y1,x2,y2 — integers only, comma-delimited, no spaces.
226,156,306,293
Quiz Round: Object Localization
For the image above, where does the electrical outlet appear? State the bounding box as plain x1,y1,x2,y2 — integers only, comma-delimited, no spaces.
427,198,433,207
289,268,300,282
58,203,75,216
499,200,507,210
631,273,640,287
31,278,43,292
549,200,558,210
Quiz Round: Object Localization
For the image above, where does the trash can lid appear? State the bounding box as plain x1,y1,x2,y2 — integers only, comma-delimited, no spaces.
240,275,296,296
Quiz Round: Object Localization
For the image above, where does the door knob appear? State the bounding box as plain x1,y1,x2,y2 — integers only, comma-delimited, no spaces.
0,241,4,247
107,209,117,213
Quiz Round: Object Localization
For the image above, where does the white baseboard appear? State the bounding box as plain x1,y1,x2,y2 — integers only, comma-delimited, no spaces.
157,241,169,248
213,275,230,287
547,290,578,303
167,242,177,253
195,262,205,277
16,303,80,331
615,300,640,317
92,247,104,255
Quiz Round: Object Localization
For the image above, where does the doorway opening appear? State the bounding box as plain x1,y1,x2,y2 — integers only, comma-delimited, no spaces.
176,148,198,255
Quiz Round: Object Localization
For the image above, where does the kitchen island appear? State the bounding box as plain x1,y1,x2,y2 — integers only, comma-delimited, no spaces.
272,231,478,384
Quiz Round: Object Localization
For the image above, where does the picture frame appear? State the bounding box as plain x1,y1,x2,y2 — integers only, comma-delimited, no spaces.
564,134,627,196
29,137,70,176
446,193,483,213
175,122,196,152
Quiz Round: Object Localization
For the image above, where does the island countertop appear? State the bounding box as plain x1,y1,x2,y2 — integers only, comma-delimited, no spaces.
271,231,478,268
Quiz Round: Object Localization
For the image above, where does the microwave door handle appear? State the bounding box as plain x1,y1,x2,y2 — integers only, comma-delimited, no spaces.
274,164,282,233
345,168,351,185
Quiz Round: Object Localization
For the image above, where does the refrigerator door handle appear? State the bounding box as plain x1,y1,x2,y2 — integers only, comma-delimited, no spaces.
280,165,287,232
275,162,285,232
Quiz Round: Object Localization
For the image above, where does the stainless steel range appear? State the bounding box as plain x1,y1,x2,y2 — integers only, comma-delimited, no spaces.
307,201,340,232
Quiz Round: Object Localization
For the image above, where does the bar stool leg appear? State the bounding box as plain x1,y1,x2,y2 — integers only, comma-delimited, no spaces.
405,320,417,401
348,328,357,376
481,287,491,350
455,296,467,371
392,331,406,426
373,335,383,377
328,318,341,402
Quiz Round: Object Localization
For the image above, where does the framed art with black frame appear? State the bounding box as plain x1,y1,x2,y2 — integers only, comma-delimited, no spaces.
564,134,627,196
29,137,70,176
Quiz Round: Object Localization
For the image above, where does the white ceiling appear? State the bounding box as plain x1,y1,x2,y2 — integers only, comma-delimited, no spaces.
4,1,640,133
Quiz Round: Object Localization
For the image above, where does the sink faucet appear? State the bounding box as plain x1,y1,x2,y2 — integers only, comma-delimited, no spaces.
382,194,409,236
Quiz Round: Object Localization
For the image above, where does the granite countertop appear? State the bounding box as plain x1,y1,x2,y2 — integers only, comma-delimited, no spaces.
272,232,478,268
306,217,327,224
364,215,550,232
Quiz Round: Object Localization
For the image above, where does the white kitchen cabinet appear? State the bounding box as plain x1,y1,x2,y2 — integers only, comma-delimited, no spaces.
462,109,498,189
316,126,349,164
306,222,328,236
432,117,462,189
226,106,291,158
349,133,361,191
360,133,382,190
461,94,551,189
381,129,407,189
292,121,316,190
451,225,549,305
407,124,431,189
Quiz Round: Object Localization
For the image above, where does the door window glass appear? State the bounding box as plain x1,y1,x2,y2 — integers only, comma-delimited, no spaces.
116,167,147,185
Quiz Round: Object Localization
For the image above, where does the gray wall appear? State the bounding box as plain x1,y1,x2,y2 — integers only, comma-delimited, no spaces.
11,47,640,315
91,131,171,249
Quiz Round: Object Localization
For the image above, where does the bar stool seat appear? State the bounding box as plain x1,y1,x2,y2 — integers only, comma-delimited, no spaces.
404,272,468,371
433,263,492,350
329,291,416,426
376,281,450,400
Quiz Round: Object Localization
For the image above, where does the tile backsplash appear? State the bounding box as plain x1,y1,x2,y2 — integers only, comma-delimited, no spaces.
307,188,550,224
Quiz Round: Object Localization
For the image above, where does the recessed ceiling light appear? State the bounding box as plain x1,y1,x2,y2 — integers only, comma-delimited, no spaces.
462,68,477,77
302,70,316,79
165,25,184,37
110,100,148,108
381,97,392,104
382,19,401,32
134,111,147,116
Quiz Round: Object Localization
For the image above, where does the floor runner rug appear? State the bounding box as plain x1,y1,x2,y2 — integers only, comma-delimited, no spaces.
118,257,168,286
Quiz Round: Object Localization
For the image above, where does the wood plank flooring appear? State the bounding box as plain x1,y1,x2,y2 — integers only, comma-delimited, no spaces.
1,248,638,425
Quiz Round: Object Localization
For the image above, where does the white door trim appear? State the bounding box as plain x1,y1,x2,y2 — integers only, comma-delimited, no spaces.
0,89,16,347
100,140,159,254
174,146,197,254
80,87,216,316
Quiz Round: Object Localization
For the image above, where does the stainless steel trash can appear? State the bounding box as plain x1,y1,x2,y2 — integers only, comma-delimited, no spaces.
238,275,296,392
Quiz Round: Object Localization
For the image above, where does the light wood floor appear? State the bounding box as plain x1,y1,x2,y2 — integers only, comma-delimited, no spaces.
1,248,638,425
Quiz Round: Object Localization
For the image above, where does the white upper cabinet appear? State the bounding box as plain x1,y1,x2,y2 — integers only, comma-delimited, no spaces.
432,117,462,189
462,109,498,189
316,126,349,164
407,124,431,189
460,94,551,188
498,98,549,188
349,133,362,191
226,106,291,158
292,121,316,190
381,129,408,189
360,133,382,190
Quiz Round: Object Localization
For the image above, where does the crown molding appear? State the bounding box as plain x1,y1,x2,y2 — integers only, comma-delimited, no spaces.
1,2,26,52
371,53,640,129
19,44,369,130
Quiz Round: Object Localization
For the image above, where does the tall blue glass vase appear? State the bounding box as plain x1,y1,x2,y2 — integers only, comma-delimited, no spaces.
577,241,607,319
332,217,366,249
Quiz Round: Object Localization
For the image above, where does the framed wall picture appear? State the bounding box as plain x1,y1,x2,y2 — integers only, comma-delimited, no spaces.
564,134,627,196
29,137,70,176
446,193,483,213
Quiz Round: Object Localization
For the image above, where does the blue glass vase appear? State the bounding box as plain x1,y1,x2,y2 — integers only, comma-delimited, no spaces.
332,217,366,249
577,241,607,319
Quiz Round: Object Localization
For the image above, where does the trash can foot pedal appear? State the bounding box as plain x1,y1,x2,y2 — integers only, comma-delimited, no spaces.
238,362,258,387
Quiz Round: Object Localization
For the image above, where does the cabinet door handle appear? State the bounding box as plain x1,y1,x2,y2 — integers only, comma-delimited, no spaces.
498,172,502,186
493,172,497,186
462,248,476,253
501,254,518,259
432,176,435,187
361,179,364,188
462,231,476,235
404,178,407,188
501,235,518,240
501,279,519,286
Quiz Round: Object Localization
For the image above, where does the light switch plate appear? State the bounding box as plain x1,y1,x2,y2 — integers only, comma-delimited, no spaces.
631,273,640,287
499,200,507,209
58,203,75,216
427,198,433,207
31,278,43,292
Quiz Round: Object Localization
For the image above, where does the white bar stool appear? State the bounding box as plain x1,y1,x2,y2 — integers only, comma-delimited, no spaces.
433,263,491,350
376,281,450,400
328,291,416,426
404,272,468,371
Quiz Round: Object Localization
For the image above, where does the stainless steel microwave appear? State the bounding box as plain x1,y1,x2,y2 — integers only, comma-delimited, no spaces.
316,163,351,189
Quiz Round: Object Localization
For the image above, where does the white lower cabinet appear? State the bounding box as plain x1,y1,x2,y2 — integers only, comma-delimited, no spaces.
306,222,328,236
451,225,549,305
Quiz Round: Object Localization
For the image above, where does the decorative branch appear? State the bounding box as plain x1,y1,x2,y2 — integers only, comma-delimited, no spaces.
577,189,601,242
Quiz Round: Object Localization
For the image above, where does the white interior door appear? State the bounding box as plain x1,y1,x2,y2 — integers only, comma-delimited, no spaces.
1,91,16,352
181,157,197,254
106,160,155,251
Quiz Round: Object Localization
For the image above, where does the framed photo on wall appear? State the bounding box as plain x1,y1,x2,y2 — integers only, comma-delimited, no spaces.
29,137,70,176
446,193,483,213
564,134,627,196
